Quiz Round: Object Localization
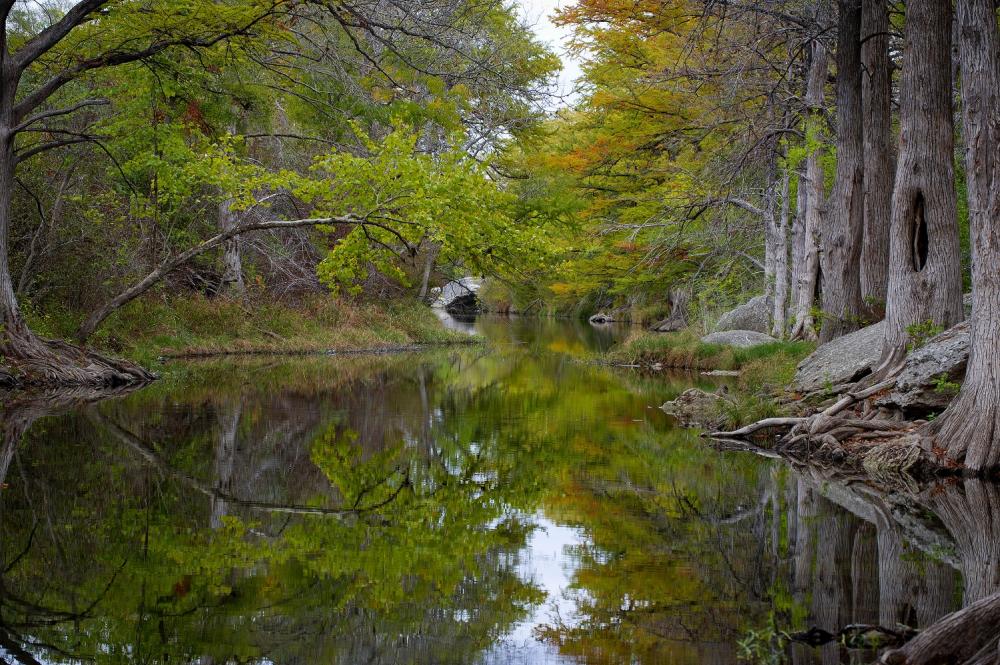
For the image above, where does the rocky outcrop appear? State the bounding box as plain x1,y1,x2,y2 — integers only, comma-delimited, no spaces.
715,295,772,334
589,312,616,324
431,277,481,314
701,330,778,349
794,321,884,393
878,321,969,414
660,388,730,429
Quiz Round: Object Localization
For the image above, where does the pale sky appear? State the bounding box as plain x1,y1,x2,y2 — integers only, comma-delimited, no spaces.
515,0,584,108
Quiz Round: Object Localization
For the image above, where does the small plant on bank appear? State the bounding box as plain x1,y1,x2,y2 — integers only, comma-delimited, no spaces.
932,373,961,394
906,319,945,351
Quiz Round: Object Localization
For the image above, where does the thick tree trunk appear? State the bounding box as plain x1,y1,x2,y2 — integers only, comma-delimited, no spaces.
650,287,690,332
790,41,828,342
218,197,246,296
925,0,1000,472
772,167,791,337
878,0,964,375
820,0,865,343
860,0,894,312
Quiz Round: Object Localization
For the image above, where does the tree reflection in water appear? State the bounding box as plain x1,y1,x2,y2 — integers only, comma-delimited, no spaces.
0,319,992,664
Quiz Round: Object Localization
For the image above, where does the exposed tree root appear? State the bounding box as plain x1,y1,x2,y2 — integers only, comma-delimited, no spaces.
1,332,156,388
705,377,947,479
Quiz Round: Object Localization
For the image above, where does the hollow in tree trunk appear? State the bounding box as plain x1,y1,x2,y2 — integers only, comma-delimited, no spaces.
877,0,963,376
820,0,865,343
860,0,894,313
923,0,1000,472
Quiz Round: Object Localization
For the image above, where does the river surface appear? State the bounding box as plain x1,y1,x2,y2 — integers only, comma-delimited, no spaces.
1,314,991,664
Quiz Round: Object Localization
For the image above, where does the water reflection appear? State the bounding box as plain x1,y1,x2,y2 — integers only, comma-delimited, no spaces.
0,316,990,664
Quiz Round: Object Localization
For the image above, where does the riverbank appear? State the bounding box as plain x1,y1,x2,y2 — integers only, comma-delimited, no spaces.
602,330,815,430
17,294,473,369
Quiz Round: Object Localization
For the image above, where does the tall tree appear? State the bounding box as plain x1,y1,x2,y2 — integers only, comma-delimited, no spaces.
926,0,1000,472
820,0,865,343
790,40,828,341
859,0,893,311
877,0,963,373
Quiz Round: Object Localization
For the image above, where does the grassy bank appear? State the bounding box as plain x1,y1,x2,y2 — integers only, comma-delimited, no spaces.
26,294,471,367
607,330,816,429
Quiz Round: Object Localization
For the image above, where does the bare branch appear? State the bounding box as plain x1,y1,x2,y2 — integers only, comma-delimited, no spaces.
12,99,109,133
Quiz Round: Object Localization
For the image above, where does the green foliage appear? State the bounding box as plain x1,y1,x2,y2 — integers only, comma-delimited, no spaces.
932,373,961,394
906,319,946,350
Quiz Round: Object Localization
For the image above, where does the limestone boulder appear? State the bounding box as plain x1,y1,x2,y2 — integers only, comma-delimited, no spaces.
660,388,730,430
878,321,969,413
794,321,884,393
715,295,772,334
701,330,779,349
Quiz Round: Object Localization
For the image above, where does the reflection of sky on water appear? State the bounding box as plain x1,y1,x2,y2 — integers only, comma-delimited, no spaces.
481,512,588,664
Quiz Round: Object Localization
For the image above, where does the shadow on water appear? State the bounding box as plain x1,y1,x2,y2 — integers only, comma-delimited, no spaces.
0,315,992,664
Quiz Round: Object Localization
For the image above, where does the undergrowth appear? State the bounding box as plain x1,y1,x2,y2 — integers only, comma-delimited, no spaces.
25,293,471,367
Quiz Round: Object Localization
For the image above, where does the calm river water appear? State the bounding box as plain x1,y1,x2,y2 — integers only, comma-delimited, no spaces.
1,315,987,664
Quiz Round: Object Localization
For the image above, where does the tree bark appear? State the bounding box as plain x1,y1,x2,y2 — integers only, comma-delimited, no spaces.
790,165,808,321
924,0,1000,472
878,0,964,375
860,0,894,312
417,240,440,303
790,41,828,342
218,197,246,297
820,0,865,343
772,166,791,337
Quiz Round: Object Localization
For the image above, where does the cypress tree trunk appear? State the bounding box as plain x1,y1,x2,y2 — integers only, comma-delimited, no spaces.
218,197,246,296
789,165,808,320
790,41,828,341
925,0,1000,472
860,0,894,312
771,167,791,337
820,0,865,343
878,0,963,374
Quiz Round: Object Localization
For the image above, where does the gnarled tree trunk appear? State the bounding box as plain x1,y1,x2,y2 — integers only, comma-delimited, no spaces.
820,0,865,343
860,0,894,312
924,0,1000,472
878,0,963,375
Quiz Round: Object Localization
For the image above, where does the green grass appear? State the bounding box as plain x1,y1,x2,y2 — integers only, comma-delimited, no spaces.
606,330,813,374
606,331,815,431
24,293,472,367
